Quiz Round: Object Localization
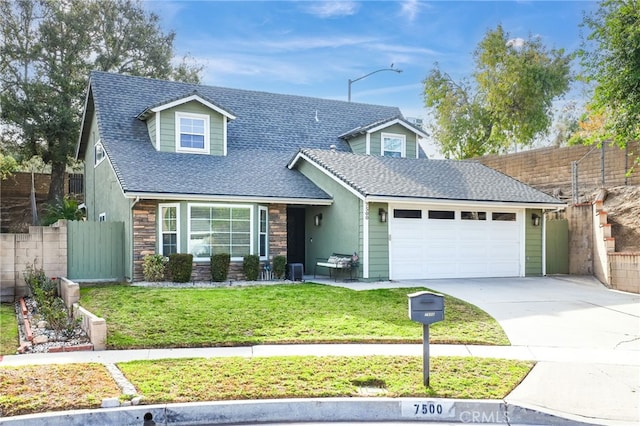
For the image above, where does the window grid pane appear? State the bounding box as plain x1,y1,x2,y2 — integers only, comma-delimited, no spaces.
189,206,251,258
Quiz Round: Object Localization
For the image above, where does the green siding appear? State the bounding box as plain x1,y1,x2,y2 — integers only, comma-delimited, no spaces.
158,101,225,155
147,114,156,147
369,124,418,158
368,202,389,280
83,112,134,280
347,134,367,154
525,208,543,276
297,161,361,276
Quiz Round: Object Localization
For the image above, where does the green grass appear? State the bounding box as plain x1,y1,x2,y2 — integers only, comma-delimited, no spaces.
0,303,19,355
0,364,121,417
80,283,509,349
118,356,533,403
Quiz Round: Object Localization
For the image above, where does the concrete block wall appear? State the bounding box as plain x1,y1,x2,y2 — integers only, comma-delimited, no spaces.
608,253,640,293
475,141,639,196
73,303,107,351
565,204,593,275
0,221,67,302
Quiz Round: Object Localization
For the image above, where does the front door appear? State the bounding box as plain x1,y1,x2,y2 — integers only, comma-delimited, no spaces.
286,207,306,266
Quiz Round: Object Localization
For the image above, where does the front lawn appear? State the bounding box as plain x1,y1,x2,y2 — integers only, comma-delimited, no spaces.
0,363,121,417
80,283,509,349
119,356,532,403
0,303,19,355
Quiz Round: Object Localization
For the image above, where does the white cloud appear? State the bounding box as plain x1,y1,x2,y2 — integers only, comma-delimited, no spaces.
304,1,359,18
506,37,525,48
399,0,422,22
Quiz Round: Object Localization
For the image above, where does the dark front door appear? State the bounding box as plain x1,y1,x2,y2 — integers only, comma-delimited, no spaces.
287,207,306,266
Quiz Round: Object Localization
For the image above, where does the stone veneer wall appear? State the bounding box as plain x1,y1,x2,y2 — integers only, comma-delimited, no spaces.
132,202,288,282
0,221,67,302
132,200,157,282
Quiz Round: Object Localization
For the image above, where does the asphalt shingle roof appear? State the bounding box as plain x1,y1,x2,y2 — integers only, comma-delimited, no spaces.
83,71,403,199
296,149,564,205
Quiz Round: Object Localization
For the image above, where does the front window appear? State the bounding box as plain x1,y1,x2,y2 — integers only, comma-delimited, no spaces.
189,205,252,260
159,204,179,255
176,112,209,153
259,206,268,258
382,133,405,157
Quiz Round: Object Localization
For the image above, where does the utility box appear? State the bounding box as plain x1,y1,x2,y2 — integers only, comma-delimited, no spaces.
408,291,444,324
407,291,445,387
287,263,304,281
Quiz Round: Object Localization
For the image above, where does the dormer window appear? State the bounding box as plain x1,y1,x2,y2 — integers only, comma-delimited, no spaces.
382,133,405,158
176,112,209,154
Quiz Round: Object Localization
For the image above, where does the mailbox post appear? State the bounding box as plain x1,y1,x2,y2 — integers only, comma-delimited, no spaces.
408,291,445,387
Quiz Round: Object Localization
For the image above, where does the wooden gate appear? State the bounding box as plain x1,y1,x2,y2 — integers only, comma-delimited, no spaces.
545,218,569,274
67,221,124,281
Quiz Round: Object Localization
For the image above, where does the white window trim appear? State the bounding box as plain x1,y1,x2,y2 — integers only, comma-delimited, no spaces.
94,140,106,167
175,112,210,154
381,132,406,158
187,203,254,261
259,206,268,260
159,203,180,256
98,212,106,222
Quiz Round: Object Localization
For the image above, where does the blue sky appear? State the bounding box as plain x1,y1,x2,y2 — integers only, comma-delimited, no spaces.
146,0,598,142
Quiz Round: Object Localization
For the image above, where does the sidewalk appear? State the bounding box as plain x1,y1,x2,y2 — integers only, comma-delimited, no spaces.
2,343,638,425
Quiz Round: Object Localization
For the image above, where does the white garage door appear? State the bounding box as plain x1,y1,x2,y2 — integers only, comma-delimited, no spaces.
389,205,522,279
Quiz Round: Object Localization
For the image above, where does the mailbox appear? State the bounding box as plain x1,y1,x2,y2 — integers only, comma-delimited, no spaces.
408,291,444,325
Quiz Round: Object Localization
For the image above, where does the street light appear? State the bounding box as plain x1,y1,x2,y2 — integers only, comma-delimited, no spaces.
348,65,403,102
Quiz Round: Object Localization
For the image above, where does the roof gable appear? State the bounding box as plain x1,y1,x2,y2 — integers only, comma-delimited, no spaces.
290,148,564,206
339,117,428,140
136,91,236,121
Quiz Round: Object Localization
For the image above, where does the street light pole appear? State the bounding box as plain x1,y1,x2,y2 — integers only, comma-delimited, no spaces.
348,65,403,102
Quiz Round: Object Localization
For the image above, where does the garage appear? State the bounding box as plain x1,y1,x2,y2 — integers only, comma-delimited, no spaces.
389,205,523,279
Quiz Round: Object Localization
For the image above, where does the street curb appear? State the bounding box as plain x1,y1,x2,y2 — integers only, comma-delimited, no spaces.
0,397,597,425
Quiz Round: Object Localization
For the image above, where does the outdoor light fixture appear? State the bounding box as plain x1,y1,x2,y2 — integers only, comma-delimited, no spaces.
379,208,387,223
314,213,323,227
348,65,402,102
532,213,541,227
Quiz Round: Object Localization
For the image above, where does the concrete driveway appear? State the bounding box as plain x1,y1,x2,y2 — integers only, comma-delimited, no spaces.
396,275,640,351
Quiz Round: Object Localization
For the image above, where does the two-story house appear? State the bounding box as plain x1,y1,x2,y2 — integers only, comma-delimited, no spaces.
76,71,563,282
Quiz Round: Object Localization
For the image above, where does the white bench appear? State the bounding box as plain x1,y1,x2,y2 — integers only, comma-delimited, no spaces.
314,253,357,281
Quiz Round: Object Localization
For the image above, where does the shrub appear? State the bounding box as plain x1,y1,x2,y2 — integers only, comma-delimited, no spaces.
167,253,193,283
41,195,85,226
142,254,167,282
243,255,260,281
211,253,230,282
23,263,74,334
272,255,286,279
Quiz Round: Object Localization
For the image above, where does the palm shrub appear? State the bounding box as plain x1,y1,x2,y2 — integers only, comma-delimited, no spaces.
41,196,85,226
272,255,286,279
243,255,260,281
211,253,230,282
142,254,167,282
167,254,193,283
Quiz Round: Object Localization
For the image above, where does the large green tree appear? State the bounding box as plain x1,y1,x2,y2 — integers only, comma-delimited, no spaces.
0,0,202,203
424,25,572,159
576,0,640,147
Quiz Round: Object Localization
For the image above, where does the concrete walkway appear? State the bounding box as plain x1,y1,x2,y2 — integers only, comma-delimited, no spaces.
1,275,639,425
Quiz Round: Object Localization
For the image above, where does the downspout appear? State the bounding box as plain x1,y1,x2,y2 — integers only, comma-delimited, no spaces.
362,199,369,279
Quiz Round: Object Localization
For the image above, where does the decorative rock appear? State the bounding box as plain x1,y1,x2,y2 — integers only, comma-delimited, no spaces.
132,396,143,406
37,321,48,329
33,335,48,344
101,397,120,408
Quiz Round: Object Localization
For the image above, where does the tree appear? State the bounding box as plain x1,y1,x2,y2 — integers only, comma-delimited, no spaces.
577,0,640,147
424,25,572,159
0,0,202,203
